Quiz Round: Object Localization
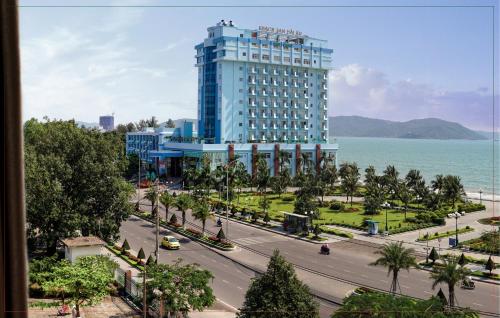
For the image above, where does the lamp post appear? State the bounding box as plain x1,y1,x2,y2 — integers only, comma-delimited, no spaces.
382,202,390,232
453,212,460,247
479,188,483,205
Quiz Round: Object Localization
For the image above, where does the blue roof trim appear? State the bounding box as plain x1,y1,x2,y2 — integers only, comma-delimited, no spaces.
197,36,332,53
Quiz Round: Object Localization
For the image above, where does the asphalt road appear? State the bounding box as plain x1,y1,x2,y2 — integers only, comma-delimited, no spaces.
129,199,499,316
121,216,339,318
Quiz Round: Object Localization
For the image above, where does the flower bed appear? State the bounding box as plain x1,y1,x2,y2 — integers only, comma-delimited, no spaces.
319,226,354,239
388,223,435,235
106,245,145,271
417,227,474,242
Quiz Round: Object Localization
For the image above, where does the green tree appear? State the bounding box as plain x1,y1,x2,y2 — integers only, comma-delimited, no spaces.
333,291,477,318
442,175,464,208
431,257,471,308
429,247,439,265
192,200,212,235
238,250,319,318
175,194,193,229
364,176,385,215
263,212,271,225
24,119,133,254
216,228,226,241
458,253,467,267
383,165,400,204
313,224,321,238
145,186,159,218
136,116,159,129
370,242,416,294
169,213,178,224
339,162,360,206
364,165,377,184
397,181,412,220
122,239,130,251
256,157,271,197
159,191,175,222
165,118,176,128
485,256,495,275
258,196,271,214
146,255,155,265
42,256,117,317
143,260,215,317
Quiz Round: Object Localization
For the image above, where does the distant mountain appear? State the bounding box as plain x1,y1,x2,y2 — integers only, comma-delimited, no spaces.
330,116,487,140
473,130,500,140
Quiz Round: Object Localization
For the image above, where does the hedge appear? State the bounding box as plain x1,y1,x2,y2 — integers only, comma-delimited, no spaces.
319,226,354,238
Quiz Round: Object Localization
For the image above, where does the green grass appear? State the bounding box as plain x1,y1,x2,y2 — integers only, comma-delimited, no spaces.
222,192,418,230
319,226,354,238
471,270,500,280
417,227,474,242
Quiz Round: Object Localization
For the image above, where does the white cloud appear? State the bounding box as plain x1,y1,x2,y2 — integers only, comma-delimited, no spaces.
330,64,496,131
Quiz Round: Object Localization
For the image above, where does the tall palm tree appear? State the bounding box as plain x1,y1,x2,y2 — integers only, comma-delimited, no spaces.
159,191,175,222
256,157,270,197
370,242,416,294
431,174,445,194
175,193,192,229
397,181,412,220
339,162,360,206
145,186,159,217
278,149,291,174
442,175,464,208
364,165,377,184
192,200,213,236
383,165,399,204
431,257,471,307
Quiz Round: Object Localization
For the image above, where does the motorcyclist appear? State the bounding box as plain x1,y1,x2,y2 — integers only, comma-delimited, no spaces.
217,218,222,227
321,244,330,254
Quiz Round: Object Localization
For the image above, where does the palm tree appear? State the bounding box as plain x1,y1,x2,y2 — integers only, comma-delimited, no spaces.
159,191,175,222
431,257,471,307
301,152,311,174
256,158,270,197
370,242,416,294
397,181,412,220
278,149,291,174
442,175,464,208
192,200,212,235
175,193,192,228
339,162,360,206
364,165,377,184
145,186,159,217
383,165,399,204
431,174,445,194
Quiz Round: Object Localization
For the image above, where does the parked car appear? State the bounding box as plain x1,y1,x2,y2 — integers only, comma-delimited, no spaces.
161,235,180,250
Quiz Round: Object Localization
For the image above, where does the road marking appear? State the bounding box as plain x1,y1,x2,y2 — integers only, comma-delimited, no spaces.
343,269,352,273
424,291,432,295
379,279,388,283
472,303,483,307
327,264,334,269
237,286,243,290
361,274,368,278
222,279,229,284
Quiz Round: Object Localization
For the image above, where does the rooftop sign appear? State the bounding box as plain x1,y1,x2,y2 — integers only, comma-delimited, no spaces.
258,25,303,37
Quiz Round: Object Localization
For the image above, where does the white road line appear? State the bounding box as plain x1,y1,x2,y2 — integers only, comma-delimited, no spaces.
222,279,229,284
424,291,432,295
327,264,334,269
343,269,352,273
472,303,483,307
379,279,388,283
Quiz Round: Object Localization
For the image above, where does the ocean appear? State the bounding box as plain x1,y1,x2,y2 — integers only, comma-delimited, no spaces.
332,137,500,200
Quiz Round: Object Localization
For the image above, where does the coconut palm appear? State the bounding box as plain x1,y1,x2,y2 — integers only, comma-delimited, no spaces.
159,191,175,222
175,193,192,228
442,175,464,208
364,165,377,184
383,165,399,204
192,200,213,236
370,242,416,294
431,257,471,307
145,186,159,217
256,158,270,196
397,181,412,220
339,162,360,206
278,149,291,174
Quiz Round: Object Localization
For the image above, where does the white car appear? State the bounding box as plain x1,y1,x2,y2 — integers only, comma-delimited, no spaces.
447,213,453,218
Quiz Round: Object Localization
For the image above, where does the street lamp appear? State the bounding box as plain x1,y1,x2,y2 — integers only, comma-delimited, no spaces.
479,188,483,205
382,202,390,232
453,211,461,247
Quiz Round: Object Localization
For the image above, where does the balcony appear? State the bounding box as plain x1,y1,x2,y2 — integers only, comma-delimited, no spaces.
293,82,298,87
284,81,288,87
293,72,298,77
304,94,308,99
304,114,309,119
304,83,308,88
272,123,278,129
323,104,328,110
262,124,267,129
323,74,328,80
250,134,256,141
294,114,298,119
262,113,267,118
284,71,289,76
251,68,257,74
283,92,288,97
323,84,328,90
323,115,328,120
283,135,288,141
262,91,268,96
250,100,256,106
293,103,298,109
273,69,279,75
323,126,328,131
273,81,278,86
262,135,267,141
263,69,268,74
273,101,278,108
303,73,308,78
250,124,256,129
250,112,256,118
294,93,299,98
283,102,289,108
262,79,268,85
304,104,309,109
304,125,309,130
283,124,288,129
273,112,278,118
293,135,298,141
250,90,256,96
262,101,268,107
323,95,327,100
272,135,277,141
283,113,288,119
272,91,278,97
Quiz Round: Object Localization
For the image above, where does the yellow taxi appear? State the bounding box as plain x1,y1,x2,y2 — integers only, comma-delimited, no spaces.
161,235,180,250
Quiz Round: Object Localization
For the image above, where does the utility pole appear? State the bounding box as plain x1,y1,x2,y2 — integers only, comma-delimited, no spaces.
155,178,160,264
143,267,147,318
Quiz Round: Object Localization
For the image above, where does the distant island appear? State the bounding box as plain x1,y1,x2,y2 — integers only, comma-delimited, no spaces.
329,116,487,140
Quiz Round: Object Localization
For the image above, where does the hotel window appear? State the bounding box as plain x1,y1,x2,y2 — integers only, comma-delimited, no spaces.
239,123,243,126
239,77,243,81
252,53,259,59
251,42,258,47
284,57,290,63
304,59,310,65
239,111,243,115
313,59,316,64
239,66,243,70
293,47,300,52
240,34,243,37
273,56,280,61
242,52,247,56
294,58,301,63
262,54,270,60
304,49,309,53
239,88,243,92
273,43,281,49
262,43,269,48
239,100,243,104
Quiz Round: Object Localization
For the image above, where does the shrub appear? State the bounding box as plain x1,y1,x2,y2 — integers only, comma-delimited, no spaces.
406,217,418,223
137,248,145,259
466,225,470,230
146,255,155,265
282,196,294,202
216,228,226,240
330,201,344,211
169,213,178,224
122,239,130,251
186,228,202,236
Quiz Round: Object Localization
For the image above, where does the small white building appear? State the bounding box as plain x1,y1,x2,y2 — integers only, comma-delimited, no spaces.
61,236,106,263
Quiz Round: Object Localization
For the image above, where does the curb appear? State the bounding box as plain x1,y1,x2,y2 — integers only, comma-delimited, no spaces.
131,213,235,251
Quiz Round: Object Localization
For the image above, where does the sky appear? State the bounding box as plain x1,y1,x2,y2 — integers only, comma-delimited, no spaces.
19,0,499,131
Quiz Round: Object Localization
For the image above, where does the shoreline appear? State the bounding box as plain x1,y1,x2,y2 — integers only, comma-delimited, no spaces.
465,191,499,203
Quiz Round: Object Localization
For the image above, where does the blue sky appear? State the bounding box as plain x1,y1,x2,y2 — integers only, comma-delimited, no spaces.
19,0,499,131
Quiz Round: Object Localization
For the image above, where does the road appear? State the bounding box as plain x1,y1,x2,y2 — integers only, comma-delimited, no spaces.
127,198,499,316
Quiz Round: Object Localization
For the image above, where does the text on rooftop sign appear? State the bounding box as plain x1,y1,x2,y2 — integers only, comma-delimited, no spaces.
258,26,302,36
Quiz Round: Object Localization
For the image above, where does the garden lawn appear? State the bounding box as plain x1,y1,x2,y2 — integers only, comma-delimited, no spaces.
220,192,418,229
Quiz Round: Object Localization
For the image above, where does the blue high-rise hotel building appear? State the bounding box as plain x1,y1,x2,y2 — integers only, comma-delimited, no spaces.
196,21,331,144
127,21,337,178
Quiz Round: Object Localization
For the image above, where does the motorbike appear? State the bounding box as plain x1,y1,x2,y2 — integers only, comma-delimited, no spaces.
461,276,475,290
320,244,330,255
216,218,223,227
